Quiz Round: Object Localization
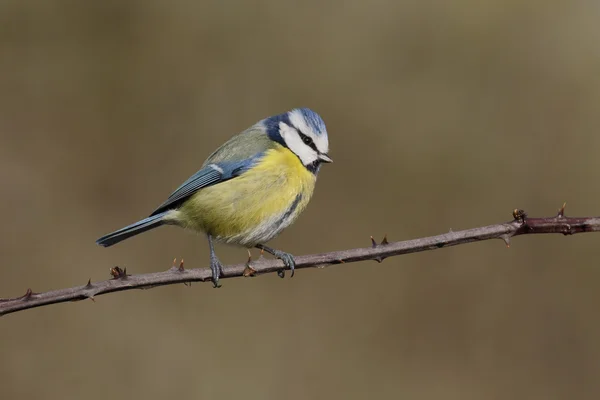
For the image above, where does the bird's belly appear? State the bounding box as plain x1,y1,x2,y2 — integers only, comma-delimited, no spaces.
178,150,316,246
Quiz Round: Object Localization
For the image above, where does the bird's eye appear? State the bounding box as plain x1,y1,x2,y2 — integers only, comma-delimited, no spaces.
302,136,313,145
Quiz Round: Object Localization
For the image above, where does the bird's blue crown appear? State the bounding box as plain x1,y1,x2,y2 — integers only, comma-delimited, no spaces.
294,108,327,136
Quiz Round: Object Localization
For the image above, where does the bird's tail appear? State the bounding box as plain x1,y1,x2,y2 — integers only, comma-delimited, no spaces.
96,212,168,247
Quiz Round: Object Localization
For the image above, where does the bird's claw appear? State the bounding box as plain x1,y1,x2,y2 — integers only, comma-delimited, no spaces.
273,250,296,278
210,257,223,288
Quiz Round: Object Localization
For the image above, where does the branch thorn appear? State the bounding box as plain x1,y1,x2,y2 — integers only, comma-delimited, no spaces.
501,235,511,248
381,234,389,245
178,259,185,272
373,255,388,263
85,279,93,288
557,202,567,218
22,288,35,301
370,236,377,248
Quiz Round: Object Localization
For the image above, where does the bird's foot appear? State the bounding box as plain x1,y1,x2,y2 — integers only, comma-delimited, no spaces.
256,244,296,278
210,255,223,288
274,250,296,278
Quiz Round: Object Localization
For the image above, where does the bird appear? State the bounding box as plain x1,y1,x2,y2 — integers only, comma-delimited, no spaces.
96,108,332,287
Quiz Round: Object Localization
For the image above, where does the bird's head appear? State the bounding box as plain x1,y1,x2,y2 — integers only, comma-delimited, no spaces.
264,108,332,173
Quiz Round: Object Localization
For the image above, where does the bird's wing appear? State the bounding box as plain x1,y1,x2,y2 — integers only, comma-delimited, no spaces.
150,124,278,215
150,157,261,216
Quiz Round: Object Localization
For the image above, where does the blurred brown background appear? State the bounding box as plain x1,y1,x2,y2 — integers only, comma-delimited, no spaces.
1,1,600,399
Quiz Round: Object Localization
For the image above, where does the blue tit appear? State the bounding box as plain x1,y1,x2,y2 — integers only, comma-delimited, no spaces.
97,108,332,287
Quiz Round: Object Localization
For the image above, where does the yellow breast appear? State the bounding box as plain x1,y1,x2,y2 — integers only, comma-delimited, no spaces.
177,144,316,246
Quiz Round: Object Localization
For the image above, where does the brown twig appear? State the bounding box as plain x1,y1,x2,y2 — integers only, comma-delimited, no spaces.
1,204,598,317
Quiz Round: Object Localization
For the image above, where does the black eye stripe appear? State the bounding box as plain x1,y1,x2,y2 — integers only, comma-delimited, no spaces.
297,131,318,152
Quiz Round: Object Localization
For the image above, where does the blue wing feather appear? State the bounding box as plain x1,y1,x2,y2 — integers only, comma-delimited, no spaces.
150,156,262,216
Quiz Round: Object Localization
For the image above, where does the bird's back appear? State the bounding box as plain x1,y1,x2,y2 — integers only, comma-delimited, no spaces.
202,124,274,165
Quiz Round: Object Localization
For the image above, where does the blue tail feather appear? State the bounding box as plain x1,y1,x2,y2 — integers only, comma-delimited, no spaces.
96,212,167,247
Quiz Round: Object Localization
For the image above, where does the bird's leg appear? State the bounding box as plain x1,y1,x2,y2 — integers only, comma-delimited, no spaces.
255,244,296,277
207,234,222,288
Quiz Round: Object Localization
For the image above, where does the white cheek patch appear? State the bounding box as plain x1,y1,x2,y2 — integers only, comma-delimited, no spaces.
279,122,318,165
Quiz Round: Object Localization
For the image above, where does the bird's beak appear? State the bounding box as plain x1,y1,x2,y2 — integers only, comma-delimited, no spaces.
319,153,333,163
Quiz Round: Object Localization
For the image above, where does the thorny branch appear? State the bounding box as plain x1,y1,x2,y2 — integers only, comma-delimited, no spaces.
1,204,599,317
